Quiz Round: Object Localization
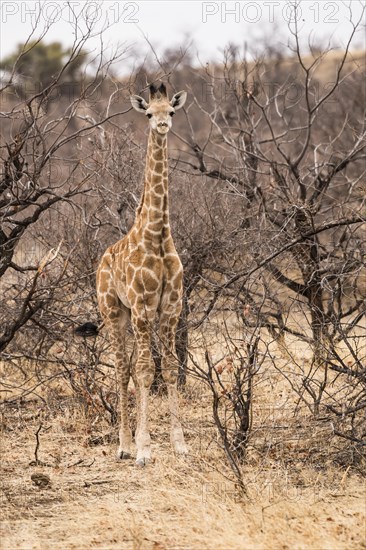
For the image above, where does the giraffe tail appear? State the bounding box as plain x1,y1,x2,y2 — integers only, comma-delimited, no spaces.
74,322,100,338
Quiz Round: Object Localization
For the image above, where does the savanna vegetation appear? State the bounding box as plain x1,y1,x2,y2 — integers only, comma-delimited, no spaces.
1,10,365,549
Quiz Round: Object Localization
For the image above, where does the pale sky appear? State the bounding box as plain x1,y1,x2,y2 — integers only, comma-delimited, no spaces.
0,1,365,70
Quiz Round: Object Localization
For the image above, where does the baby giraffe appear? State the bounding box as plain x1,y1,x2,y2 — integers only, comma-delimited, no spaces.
96,83,188,466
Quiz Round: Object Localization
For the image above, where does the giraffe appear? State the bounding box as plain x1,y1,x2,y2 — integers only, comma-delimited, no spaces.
96,83,188,466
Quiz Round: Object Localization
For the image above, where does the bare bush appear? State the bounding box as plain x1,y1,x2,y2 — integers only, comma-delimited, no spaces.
1,11,365,479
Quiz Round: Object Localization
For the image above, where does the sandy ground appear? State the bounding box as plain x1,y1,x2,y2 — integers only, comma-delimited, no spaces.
1,378,365,550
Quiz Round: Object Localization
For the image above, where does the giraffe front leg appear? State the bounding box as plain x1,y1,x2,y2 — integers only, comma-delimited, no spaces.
160,312,188,456
98,286,133,460
108,323,133,460
131,315,155,467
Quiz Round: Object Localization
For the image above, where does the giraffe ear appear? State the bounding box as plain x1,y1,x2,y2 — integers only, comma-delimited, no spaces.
170,91,187,110
130,95,148,113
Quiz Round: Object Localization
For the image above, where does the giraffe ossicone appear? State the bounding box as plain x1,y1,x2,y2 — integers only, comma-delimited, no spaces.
96,83,188,466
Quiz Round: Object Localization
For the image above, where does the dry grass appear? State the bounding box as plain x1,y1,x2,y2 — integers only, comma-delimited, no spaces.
1,360,365,550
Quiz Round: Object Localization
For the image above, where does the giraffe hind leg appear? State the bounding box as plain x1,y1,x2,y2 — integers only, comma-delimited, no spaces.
160,309,188,456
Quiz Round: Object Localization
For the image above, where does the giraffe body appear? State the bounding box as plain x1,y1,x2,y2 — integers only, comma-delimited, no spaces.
96,84,188,466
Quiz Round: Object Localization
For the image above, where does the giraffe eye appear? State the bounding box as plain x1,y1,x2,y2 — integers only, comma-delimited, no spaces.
169,111,175,117
147,113,152,119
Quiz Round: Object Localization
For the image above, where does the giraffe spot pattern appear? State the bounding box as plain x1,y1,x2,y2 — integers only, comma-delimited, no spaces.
96,88,188,462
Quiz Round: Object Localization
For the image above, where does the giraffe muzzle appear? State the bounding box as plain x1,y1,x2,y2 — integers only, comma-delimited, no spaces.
156,122,170,134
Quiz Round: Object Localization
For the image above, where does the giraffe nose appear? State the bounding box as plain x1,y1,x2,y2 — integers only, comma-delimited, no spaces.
158,121,168,127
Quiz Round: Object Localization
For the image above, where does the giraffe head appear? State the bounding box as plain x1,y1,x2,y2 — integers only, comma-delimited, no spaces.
130,83,187,135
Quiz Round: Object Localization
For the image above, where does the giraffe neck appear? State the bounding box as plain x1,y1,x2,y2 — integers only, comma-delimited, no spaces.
137,130,170,239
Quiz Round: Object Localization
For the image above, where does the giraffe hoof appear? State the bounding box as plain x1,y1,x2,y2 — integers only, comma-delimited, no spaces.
116,450,132,460
175,448,188,457
135,457,150,467
173,442,189,455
